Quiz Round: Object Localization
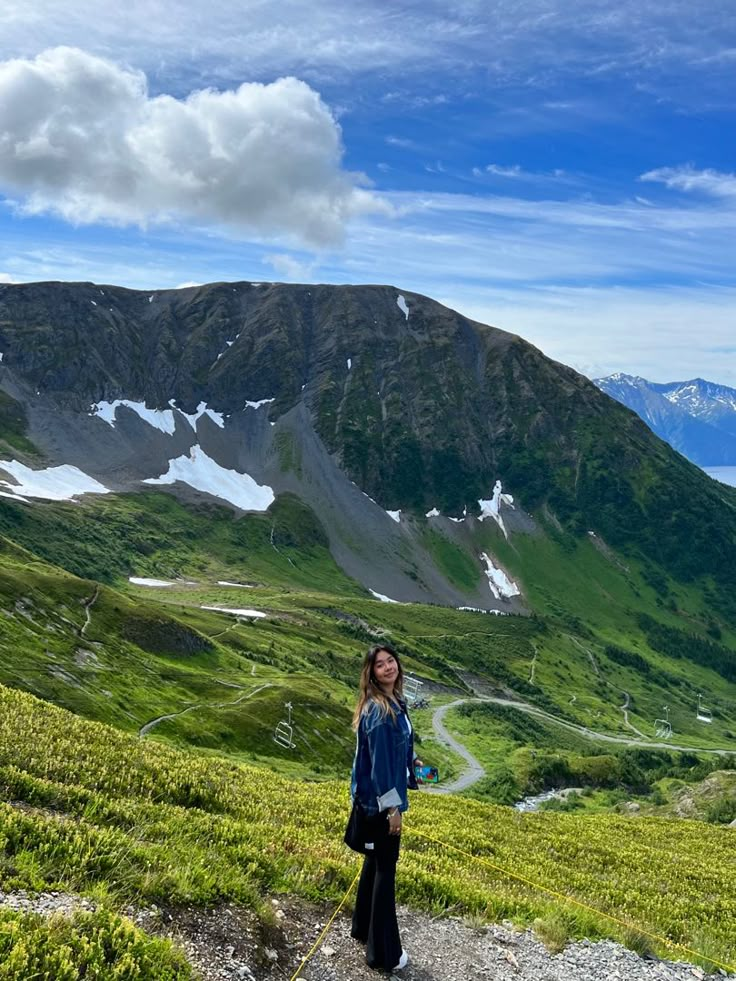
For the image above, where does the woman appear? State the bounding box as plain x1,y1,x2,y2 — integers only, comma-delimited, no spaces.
350,644,422,973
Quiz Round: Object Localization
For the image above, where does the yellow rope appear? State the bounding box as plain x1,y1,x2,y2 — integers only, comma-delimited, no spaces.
288,830,735,978
289,867,362,981
410,828,736,975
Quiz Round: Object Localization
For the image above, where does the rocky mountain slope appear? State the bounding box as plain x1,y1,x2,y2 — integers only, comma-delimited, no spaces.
1,281,736,620
595,373,736,466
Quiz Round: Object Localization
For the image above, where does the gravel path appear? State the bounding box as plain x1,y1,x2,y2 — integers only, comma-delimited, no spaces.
425,698,486,792
283,899,730,981
455,694,736,757
0,889,730,980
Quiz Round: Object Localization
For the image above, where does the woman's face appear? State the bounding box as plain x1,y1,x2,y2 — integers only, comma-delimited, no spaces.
372,649,399,691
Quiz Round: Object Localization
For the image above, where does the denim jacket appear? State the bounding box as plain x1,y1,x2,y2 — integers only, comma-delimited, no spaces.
351,698,418,815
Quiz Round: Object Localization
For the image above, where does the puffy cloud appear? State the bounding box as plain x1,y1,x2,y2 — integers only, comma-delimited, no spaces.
639,165,736,198
0,47,385,245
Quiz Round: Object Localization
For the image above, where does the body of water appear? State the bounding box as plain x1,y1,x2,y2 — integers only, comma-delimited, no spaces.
704,467,736,488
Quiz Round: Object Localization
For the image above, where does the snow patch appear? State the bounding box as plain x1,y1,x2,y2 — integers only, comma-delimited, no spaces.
148,295,154,303
458,606,506,616
369,589,402,604
217,581,254,588
144,444,275,511
0,461,109,501
244,398,276,409
90,400,177,435
480,552,520,600
90,300,97,306
347,358,352,370
425,507,440,518
478,480,515,539
386,509,401,523
0,353,4,363
202,606,267,619
396,295,409,320
169,399,225,430
129,577,173,587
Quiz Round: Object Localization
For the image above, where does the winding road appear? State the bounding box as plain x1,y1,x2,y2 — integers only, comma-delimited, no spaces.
424,693,736,795
424,699,486,794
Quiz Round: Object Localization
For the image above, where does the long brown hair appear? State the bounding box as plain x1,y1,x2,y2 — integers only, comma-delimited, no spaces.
352,643,405,730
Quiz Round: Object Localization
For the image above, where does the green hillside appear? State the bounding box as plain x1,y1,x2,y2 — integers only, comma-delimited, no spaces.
0,684,734,976
1,279,736,975
1,486,735,767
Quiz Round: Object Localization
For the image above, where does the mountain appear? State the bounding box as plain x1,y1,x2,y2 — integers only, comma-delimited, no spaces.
594,373,736,466
652,378,736,438
1,282,736,622
2,282,736,979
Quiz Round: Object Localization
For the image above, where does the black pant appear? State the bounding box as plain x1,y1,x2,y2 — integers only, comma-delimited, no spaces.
351,834,402,971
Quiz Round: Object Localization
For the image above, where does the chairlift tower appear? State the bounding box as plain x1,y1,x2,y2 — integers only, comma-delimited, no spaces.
654,705,672,740
274,701,296,749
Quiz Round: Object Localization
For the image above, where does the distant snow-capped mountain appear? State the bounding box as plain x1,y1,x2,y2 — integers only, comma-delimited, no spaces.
594,374,736,466
650,378,736,438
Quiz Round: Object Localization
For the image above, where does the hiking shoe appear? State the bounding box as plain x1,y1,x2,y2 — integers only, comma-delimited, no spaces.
393,951,409,970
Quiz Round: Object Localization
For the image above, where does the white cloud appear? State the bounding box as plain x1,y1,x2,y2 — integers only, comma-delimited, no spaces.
639,166,736,199
0,47,386,246
0,1,732,106
475,164,571,183
485,164,524,178
0,272,16,283
264,253,317,281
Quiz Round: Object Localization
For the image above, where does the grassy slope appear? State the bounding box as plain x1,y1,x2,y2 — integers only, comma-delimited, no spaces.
0,683,734,973
2,486,735,763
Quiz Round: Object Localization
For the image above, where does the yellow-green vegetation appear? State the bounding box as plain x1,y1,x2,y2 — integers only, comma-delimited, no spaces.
0,684,734,974
0,908,191,980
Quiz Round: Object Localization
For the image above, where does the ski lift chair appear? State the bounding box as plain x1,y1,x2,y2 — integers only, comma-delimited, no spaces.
696,694,713,724
654,705,672,740
274,701,295,749
403,675,424,707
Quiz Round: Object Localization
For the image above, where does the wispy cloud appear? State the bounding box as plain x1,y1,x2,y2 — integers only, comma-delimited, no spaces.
473,164,569,182
639,165,736,198
264,253,317,281
0,1,733,106
453,284,736,387
385,136,418,149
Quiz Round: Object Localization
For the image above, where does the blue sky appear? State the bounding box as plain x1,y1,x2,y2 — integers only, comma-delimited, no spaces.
0,1,735,383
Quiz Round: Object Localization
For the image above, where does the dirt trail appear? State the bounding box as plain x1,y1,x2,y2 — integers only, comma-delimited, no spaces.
79,585,100,638
138,683,273,738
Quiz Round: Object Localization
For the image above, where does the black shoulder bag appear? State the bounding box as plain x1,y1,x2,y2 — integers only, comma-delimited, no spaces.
344,800,389,854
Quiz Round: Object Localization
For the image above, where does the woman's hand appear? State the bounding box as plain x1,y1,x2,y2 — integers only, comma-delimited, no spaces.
387,808,402,835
